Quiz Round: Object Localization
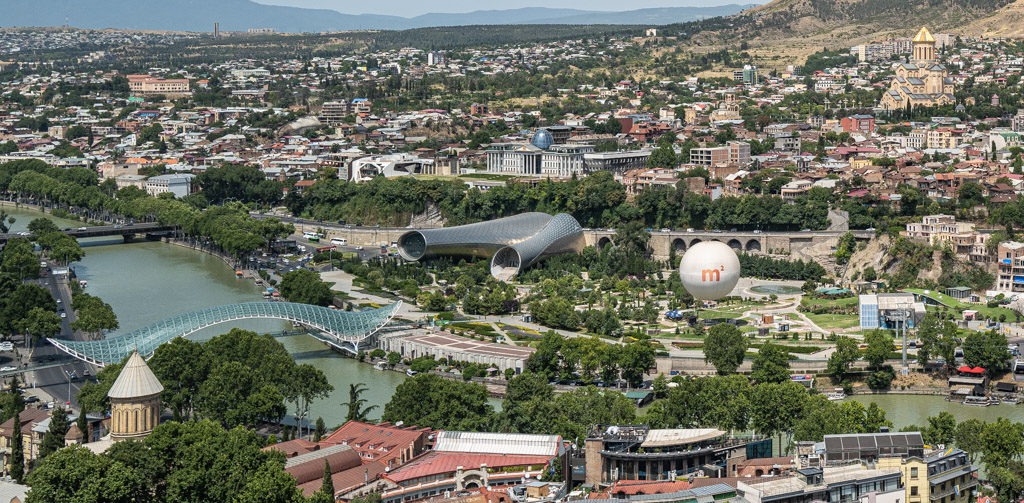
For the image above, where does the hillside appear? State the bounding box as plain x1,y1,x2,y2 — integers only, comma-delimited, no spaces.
0,0,755,32
962,0,1024,37
735,0,1014,41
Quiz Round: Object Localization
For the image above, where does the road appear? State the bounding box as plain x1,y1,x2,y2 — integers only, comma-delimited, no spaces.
24,261,96,408
0,222,172,244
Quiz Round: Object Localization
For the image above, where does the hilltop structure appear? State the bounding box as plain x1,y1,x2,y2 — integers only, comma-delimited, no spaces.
879,27,956,111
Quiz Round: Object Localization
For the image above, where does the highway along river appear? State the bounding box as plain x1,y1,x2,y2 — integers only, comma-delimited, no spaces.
4,206,407,429
7,207,1024,430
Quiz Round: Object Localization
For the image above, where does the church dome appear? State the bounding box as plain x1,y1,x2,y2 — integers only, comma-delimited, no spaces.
913,26,935,44
530,129,554,149
107,351,164,399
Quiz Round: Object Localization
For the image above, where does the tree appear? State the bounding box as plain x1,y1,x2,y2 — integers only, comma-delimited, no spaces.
916,314,939,369
280,269,333,306
749,382,808,452
320,460,335,500
27,217,59,235
38,406,71,461
70,293,119,335
381,374,493,431
620,340,655,387
342,383,378,422
963,329,1009,376
923,412,956,446
10,409,23,483
827,336,859,380
386,351,402,366
751,341,791,383
24,445,142,503
863,330,893,370
314,417,326,442
646,143,677,169
955,418,986,462
77,408,89,444
704,323,747,375
22,307,61,357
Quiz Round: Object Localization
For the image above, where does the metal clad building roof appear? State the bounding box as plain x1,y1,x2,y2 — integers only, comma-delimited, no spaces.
107,351,164,399
433,431,561,456
641,428,726,448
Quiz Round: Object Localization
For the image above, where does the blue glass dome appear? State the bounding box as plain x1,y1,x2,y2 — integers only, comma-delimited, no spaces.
531,129,554,149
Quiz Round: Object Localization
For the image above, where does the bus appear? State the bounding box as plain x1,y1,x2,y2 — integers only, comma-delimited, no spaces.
302,231,317,238
316,245,337,253
330,238,347,246
308,236,320,243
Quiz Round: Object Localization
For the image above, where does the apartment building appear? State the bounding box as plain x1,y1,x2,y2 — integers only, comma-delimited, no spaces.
841,115,876,134
996,241,1024,292
926,128,965,149
808,431,978,503
145,174,195,198
690,141,750,167
878,449,977,503
320,101,354,125
902,215,989,262
780,179,814,202
127,74,191,97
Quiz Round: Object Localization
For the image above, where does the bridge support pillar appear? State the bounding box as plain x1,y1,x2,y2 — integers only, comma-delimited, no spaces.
122,234,135,243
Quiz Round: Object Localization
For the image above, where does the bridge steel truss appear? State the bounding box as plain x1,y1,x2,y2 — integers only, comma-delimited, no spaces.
48,301,402,366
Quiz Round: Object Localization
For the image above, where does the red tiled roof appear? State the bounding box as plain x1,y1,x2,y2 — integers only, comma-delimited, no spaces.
609,480,692,495
264,438,319,457
322,420,431,465
385,451,552,484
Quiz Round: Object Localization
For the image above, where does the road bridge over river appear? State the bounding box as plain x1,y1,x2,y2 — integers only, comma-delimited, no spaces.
0,222,174,244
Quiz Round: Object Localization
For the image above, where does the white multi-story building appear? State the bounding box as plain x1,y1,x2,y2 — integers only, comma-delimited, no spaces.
145,174,195,198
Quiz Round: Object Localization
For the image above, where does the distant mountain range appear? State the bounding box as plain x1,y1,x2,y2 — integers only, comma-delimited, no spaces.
0,0,756,32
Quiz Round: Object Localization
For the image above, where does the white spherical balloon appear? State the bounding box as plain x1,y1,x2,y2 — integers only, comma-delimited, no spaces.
678,241,740,301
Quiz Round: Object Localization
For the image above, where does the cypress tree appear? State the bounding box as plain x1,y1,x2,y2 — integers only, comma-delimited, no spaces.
9,410,23,483
314,417,326,442
77,408,89,444
320,460,334,499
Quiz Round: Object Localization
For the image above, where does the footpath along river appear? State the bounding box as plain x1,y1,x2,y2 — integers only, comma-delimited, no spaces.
6,206,1022,430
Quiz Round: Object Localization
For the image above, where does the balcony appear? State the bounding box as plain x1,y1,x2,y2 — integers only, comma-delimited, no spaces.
929,478,977,500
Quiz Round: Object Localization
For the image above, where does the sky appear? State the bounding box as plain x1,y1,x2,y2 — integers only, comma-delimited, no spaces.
252,0,756,17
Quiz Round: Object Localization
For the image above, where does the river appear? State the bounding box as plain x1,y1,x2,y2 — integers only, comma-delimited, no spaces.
850,394,1024,428
14,206,1015,432
3,205,408,428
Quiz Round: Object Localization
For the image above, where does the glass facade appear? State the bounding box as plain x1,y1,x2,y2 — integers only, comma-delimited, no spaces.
49,301,402,366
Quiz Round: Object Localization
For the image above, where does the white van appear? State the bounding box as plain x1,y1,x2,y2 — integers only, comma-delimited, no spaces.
330,238,347,246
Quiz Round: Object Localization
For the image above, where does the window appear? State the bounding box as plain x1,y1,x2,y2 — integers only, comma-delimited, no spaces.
911,467,919,479
911,487,918,496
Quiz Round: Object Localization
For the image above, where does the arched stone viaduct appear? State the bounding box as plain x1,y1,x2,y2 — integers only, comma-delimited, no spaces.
311,224,874,262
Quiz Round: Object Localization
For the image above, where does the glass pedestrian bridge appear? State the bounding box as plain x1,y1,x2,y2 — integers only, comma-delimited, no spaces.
48,301,402,366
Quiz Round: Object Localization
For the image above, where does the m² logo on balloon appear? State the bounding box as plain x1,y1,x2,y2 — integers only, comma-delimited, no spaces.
701,265,725,282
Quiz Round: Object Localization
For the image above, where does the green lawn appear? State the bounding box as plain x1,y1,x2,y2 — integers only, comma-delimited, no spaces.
800,296,859,309
903,288,1018,320
804,312,861,330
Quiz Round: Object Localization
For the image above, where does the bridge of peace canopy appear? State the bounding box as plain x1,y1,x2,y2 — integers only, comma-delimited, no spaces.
47,301,402,366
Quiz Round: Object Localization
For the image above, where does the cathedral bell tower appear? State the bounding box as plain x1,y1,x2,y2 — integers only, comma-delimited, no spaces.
912,26,936,64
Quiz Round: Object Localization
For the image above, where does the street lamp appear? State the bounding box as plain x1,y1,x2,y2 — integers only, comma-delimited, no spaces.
63,369,76,406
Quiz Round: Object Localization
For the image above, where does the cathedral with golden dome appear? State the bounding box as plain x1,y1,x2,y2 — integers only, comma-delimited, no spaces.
879,27,956,111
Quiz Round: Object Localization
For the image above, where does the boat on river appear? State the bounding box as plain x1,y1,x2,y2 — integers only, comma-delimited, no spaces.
963,395,994,406
373,361,388,371
827,388,847,401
